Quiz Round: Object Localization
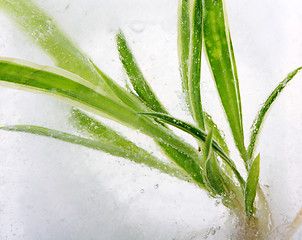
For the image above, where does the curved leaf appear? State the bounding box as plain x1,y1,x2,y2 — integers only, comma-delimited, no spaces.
248,67,302,159
116,31,167,113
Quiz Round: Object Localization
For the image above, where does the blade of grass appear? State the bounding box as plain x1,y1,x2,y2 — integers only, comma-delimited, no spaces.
187,0,204,130
0,125,187,180
203,0,248,162
248,67,302,159
204,112,229,156
141,112,245,189
0,0,113,95
116,31,167,113
245,154,260,220
0,58,204,185
178,0,191,105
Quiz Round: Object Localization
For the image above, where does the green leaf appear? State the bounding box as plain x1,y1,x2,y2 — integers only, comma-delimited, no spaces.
0,0,113,95
187,0,204,130
0,58,205,185
248,67,302,159
245,154,260,220
141,112,245,189
116,31,167,113
204,112,229,156
178,0,205,130
204,126,214,159
177,0,191,104
0,58,141,128
203,0,247,161
0,124,187,180
202,127,226,195
157,141,205,187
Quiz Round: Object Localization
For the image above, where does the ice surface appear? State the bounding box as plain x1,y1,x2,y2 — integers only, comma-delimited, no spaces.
0,0,302,239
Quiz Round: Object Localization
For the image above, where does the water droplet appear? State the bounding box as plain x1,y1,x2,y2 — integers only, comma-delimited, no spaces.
140,189,144,193
154,184,159,189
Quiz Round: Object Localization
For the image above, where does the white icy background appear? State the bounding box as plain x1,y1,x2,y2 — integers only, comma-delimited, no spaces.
0,0,302,239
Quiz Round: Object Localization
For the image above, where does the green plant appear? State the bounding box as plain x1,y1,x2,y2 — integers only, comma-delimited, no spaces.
0,0,301,239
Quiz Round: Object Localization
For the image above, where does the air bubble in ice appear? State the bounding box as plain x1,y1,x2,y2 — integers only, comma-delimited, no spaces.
130,20,145,33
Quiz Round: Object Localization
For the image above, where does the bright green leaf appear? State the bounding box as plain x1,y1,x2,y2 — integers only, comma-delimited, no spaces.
177,0,191,104
203,0,247,162
248,67,302,159
116,31,167,113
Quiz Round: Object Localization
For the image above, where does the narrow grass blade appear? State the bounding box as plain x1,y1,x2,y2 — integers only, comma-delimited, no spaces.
203,0,247,161
0,125,187,180
177,0,191,104
248,67,302,159
245,154,260,220
141,112,245,189
0,0,112,95
116,31,167,113
204,112,229,156
187,0,204,130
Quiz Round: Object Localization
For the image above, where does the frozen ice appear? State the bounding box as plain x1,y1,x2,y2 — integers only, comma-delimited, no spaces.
0,0,302,239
